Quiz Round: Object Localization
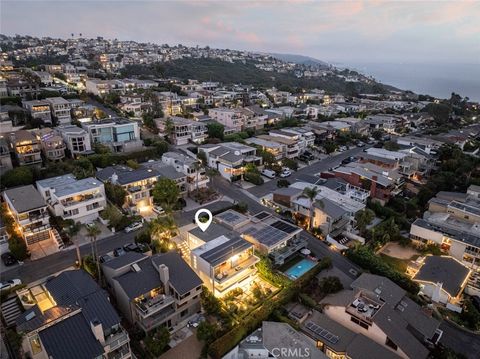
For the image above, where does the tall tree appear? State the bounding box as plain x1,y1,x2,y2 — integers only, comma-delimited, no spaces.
302,186,321,230
86,224,102,282
66,222,82,266
152,178,180,213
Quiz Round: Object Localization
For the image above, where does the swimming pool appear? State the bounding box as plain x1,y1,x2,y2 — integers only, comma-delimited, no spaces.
284,258,317,279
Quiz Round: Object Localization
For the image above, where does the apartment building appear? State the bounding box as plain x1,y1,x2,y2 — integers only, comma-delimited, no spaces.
9,130,42,167
102,252,203,332
44,97,72,124
155,117,208,145
198,142,262,182
22,100,52,124
245,137,285,161
82,118,142,153
32,128,66,161
318,273,442,359
16,270,132,359
55,124,93,157
281,127,315,152
161,152,208,192
332,162,404,204
208,107,254,133
409,186,480,267
0,137,13,175
2,185,52,246
36,174,106,224
85,78,111,96
256,134,300,158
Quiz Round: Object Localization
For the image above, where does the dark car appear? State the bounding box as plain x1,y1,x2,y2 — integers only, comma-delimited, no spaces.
113,247,126,257
1,252,17,267
99,254,112,263
341,157,353,165
123,243,140,252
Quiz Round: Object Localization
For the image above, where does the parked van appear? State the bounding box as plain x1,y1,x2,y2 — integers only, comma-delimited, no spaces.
261,169,276,179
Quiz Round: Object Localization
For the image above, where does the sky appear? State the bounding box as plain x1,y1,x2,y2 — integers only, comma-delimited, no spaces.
1,0,479,65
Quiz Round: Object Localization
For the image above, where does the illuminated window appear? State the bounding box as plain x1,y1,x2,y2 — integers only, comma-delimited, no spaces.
30,335,42,354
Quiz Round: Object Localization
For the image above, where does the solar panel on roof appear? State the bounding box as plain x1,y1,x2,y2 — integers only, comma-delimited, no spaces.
254,212,270,220
270,220,298,234
305,322,340,345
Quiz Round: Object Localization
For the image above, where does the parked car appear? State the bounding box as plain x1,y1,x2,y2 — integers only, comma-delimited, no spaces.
280,168,292,178
123,243,140,252
1,252,17,267
152,205,165,215
0,279,22,292
99,254,112,263
113,247,126,257
124,222,143,233
356,141,365,147
261,169,276,179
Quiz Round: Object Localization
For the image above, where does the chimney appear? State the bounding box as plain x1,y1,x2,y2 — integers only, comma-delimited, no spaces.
90,319,105,344
158,264,170,295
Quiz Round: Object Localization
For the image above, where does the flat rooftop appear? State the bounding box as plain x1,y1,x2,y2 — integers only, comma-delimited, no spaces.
3,185,46,213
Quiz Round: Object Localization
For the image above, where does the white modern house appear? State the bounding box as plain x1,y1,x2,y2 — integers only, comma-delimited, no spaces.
44,97,72,124
36,174,106,224
161,152,208,192
55,124,93,157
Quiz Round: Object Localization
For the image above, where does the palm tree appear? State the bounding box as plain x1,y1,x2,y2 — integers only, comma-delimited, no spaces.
193,161,202,193
86,224,102,281
66,222,82,266
302,186,323,230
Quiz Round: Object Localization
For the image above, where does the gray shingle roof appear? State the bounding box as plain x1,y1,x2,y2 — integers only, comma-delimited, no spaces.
45,270,120,329
346,334,401,359
413,256,470,297
152,252,203,295
188,222,233,243
96,166,159,185
102,252,146,270
3,185,47,213
317,198,347,220
39,312,104,359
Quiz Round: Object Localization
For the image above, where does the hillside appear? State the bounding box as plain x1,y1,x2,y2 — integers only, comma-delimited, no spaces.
268,53,329,67
122,58,394,95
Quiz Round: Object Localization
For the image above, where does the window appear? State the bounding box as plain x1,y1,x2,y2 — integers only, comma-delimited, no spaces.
180,309,188,317
385,337,398,350
350,316,369,330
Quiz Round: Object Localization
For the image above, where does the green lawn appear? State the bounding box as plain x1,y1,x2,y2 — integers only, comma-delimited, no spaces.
379,254,409,273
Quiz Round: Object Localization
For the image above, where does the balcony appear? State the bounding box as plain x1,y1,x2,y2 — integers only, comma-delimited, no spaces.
135,294,175,318
105,329,129,352
270,237,308,265
214,255,260,284
137,305,176,331
107,344,131,359
61,193,104,207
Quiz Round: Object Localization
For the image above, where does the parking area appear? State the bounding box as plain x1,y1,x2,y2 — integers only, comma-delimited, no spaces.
160,328,203,359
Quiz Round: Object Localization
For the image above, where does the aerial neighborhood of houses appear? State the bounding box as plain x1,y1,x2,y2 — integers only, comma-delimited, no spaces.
0,34,479,359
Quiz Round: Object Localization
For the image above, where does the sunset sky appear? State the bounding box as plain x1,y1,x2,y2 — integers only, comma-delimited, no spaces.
2,0,479,65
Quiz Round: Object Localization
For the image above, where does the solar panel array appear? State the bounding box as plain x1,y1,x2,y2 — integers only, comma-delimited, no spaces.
217,211,241,223
270,220,298,234
254,212,270,220
305,322,340,344
243,225,286,246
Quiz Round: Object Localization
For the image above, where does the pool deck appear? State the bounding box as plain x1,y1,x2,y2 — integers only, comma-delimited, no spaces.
284,258,317,279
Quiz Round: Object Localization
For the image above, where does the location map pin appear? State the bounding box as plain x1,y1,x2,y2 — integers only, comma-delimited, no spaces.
195,209,213,232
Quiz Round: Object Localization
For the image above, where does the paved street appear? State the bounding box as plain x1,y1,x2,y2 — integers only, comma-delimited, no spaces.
440,321,480,359
2,230,137,283
248,146,366,197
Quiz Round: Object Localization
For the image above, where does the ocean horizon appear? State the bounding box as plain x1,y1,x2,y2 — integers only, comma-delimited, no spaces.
346,62,480,102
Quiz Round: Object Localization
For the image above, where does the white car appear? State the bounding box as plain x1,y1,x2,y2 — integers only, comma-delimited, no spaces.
280,169,292,178
152,205,165,215
0,279,22,292
124,222,143,233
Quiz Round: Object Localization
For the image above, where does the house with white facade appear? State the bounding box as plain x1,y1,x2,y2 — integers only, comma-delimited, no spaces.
82,118,142,153
155,117,207,145
55,124,93,157
36,174,106,224
44,97,72,124
161,152,208,192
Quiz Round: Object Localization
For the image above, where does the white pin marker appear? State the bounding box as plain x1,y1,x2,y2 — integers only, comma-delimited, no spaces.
195,209,213,232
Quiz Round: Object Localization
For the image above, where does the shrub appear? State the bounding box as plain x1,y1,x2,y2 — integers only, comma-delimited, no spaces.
318,276,344,294
244,172,264,185
145,326,170,356
8,234,28,260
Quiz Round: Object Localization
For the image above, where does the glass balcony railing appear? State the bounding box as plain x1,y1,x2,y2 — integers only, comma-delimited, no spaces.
135,295,175,317
105,329,129,352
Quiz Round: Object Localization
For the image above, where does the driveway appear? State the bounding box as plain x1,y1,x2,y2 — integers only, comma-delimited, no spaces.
160,328,203,359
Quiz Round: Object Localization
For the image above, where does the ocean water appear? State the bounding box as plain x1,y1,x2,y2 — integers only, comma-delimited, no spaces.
347,62,480,102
